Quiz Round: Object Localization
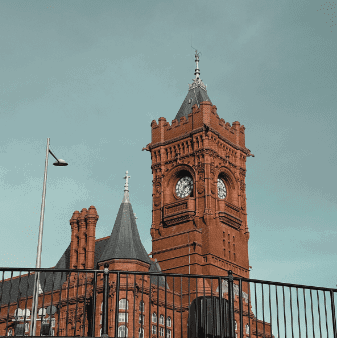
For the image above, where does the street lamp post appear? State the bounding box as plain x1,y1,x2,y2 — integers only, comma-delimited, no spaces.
30,138,68,336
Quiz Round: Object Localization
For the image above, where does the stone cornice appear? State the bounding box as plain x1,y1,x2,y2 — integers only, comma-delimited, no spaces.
149,125,251,155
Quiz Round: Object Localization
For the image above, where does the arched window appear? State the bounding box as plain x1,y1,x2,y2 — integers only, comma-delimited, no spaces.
139,315,145,324
166,317,171,327
14,308,23,320
138,328,144,338
7,329,13,336
246,324,250,334
118,325,128,337
152,312,157,323
119,299,128,310
159,314,164,325
22,309,30,318
139,301,145,312
38,308,47,317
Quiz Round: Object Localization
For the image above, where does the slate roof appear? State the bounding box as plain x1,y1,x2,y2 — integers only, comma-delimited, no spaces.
0,177,168,306
175,50,212,123
98,189,151,265
175,83,212,123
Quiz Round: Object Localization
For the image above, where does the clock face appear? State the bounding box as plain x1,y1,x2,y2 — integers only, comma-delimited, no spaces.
175,176,193,198
217,178,227,199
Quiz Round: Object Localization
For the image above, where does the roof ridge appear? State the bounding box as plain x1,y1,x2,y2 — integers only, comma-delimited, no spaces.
95,235,110,243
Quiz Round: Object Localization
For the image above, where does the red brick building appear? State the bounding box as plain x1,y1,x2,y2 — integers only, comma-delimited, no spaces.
0,51,272,338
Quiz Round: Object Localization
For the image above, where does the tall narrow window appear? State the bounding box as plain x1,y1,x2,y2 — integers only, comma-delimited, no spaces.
152,312,157,323
119,299,128,310
166,317,171,327
118,326,128,338
139,301,145,312
138,328,144,338
119,313,128,323
139,315,145,324
159,315,164,325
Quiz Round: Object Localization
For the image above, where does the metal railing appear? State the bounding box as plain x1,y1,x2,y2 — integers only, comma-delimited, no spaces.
0,265,336,337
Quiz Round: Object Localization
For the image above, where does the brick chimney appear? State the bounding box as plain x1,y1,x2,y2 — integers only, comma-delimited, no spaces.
69,206,99,270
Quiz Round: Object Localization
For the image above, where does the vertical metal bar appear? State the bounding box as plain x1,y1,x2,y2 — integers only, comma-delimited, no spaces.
102,263,109,338
211,278,214,338
195,277,198,338
135,273,137,338
228,270,235,338
173,277,175,338
157,273,159,338
203,277,206,338
248,282,251,338
74,270,80,336
114,272,120,338
141,274,145,338
5,271,14,337
148,273,151,338
0,270,5,306
262,283,265,338
282,285,287,338
303,288,308,338
91,271,97,338
268,284,273,338
276,285,280,338
23,271,31,336
82,272,88,337
56,272,63,337
180,276,183,338
330,290,337,338
15,271,23,335
218,277,223,338
316,290,322,338
239,278,243,338
310,289,315,338
254,283,258,338
39,270,48,337
165,275,167,338
296,287,301,338
48,269,57,337
65,269,71,337
289,287,294,338
239,279,243,338
323,291,329,338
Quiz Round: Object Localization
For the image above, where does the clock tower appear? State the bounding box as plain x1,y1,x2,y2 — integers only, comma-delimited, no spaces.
143,51,254,281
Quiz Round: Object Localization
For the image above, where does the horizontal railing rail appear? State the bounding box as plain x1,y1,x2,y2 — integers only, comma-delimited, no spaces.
0,266,336,338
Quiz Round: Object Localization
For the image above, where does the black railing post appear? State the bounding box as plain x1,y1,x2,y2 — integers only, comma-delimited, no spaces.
101,263,110,338
330,290,337,338
228,270,235,338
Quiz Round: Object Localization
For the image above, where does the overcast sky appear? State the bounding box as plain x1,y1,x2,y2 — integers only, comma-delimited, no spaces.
0,0,336,291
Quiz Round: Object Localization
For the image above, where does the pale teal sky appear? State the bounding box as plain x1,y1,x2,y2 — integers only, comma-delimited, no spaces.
0,0,336,290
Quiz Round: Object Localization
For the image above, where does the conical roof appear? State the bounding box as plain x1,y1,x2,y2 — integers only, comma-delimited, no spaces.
98,171,152,265
175,50,212,123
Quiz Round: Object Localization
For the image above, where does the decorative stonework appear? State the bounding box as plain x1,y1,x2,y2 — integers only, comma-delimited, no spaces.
219,211,242,229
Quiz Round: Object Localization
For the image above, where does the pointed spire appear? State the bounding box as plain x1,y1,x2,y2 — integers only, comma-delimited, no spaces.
175,50,211,122
188,49,207,92
98,170,152,265
122,170,130,203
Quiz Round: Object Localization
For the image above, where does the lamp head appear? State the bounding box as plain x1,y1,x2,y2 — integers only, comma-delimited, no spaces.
53,159,68,166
